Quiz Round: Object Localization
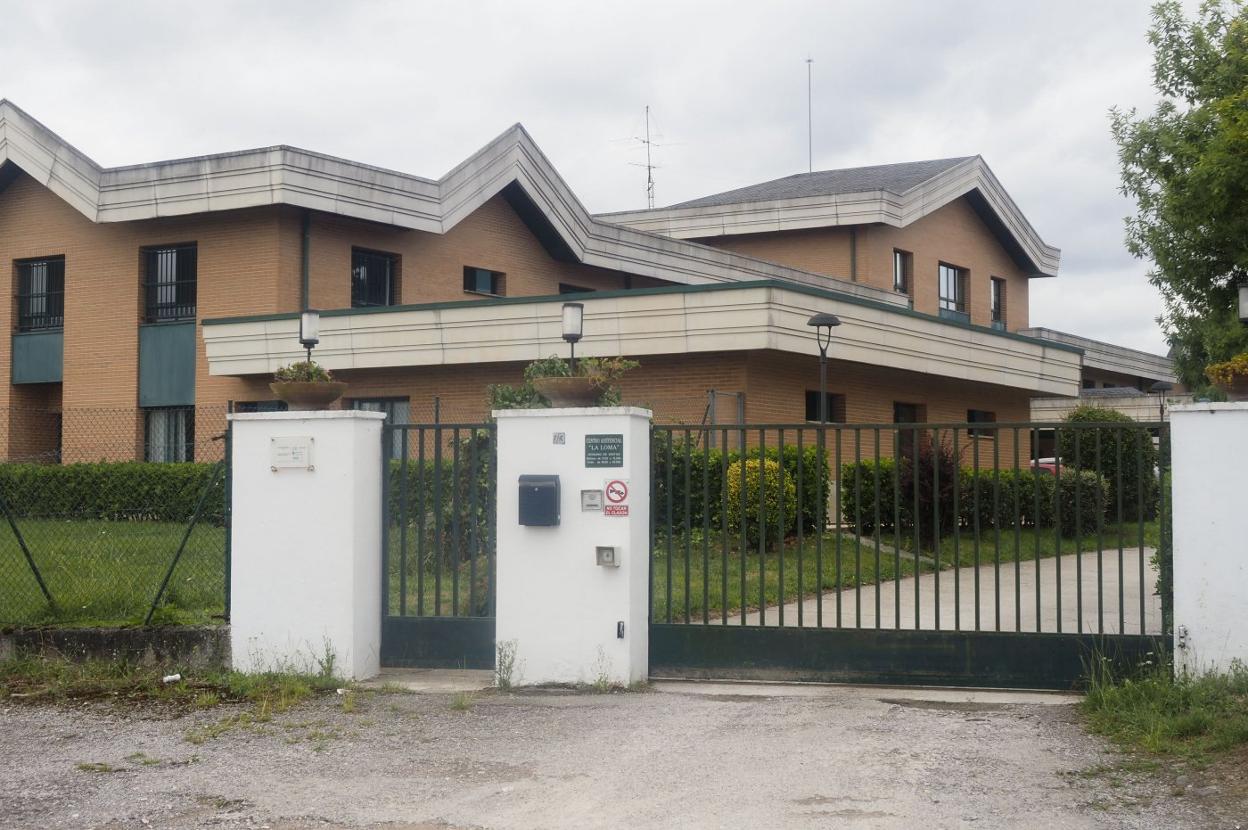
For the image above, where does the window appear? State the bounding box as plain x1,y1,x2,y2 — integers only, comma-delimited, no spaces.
894,402,925,456
804,390,846,423
351,249,399,308
145,407,194,462
234,400,289,414
967,409,996,438
1082,379,1095,390
143,244,197,322
559,283,593,295
350,397,411,459
463,266,504,297
892,250,912,294
938,263,967,315
15,256,65,331
990,277,1006,328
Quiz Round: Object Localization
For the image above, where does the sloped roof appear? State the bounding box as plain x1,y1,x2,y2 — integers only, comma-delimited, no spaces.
671,157,974,209
0,99,903,306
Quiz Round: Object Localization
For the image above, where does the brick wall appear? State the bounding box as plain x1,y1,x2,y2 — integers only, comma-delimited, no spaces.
694,196,1031,331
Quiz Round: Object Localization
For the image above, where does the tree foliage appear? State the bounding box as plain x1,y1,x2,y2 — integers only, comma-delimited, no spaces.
1111,1,1248,389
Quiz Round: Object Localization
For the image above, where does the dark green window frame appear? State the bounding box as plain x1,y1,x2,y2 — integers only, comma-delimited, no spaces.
15,256,65,332
352,248,399,308
463,266,504,297
143,243,197,323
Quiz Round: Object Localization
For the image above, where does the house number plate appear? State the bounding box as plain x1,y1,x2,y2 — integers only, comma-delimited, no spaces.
270,436,314,471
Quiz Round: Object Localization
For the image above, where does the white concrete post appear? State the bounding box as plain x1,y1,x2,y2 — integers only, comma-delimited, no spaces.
494,407,652,686
1170,402,1248,675
227,410,386,681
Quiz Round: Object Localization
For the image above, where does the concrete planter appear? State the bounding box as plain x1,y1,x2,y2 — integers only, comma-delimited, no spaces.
270,381,347,411
531,376,602,407
1215,376,1248,401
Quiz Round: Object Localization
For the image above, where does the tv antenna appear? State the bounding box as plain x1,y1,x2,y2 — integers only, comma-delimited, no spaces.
806,57,813,173
624,105,678,209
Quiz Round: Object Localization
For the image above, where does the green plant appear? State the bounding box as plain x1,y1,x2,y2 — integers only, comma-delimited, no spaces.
273,360,334,383
1057,407,1158,521
1055,469,1109,537
725,458,796,549
450,691,475,711
495,639,519,690
486,355,639,410
1153,471,1173,634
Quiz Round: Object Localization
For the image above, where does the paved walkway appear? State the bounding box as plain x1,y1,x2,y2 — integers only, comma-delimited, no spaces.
728,549,1162,635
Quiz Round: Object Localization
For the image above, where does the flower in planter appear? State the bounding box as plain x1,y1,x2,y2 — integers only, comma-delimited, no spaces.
487,355,639,409
274,360,335,383
1205,353,1248,387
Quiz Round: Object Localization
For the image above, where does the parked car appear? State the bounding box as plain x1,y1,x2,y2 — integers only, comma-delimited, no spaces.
1032,458,1058,476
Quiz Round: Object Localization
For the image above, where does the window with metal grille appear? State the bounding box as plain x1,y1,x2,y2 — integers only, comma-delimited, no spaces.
990,277,1006,326
15,256,65,331
351,249,399,308
463,266,504,296
143,244,197,323
233,400,289,414
803,390,846,423
939,263,967,313
144,407,195,462
892,250,912,294
351,397,411,459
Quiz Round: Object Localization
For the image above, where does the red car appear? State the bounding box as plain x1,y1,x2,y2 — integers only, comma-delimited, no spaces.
1031,458,1058,476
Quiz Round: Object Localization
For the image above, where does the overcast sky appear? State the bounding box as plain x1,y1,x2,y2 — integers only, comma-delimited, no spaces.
2,0,1179,354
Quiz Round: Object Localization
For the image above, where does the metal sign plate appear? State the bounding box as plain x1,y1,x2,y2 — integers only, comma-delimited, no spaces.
585,433,624,468
270,436,314,471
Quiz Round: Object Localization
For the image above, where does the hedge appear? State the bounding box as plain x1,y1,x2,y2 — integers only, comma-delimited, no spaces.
652,440,829,534
840,461,1109,538
0,462,227,526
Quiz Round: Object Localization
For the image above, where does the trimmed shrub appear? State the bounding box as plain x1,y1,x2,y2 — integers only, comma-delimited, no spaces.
839,457,900,534
0,461,226,526
958,468,1056,530
1056,469,1109,536
726,458,796,549
1057,406,1159,521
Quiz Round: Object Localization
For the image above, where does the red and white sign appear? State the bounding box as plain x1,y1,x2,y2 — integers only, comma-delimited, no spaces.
604,479,629,516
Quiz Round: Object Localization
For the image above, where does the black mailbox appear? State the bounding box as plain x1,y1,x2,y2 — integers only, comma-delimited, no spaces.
518,474,560,526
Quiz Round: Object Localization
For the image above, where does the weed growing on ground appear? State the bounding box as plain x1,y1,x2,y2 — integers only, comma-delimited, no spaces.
450,691,475,711
1083,656,1248,764
74,762,116,774
496,640,520,690
124,752,162,767
339,690,357,714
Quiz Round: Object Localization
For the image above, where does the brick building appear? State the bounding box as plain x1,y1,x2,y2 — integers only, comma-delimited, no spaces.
0,100,1091,463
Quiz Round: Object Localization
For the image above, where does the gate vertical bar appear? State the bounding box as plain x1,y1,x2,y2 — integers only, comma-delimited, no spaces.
874,428,882,629
683,429,692,625
952,427,961,631
932,426,940,631
380,425,391,619
777,428,786,626
399,428,409,616
796,430,805,628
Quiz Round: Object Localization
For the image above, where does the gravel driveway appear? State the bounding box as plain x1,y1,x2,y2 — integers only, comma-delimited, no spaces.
0,681,1227,829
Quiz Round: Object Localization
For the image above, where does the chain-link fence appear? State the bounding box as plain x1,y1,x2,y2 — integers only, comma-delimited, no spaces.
0,407,229,628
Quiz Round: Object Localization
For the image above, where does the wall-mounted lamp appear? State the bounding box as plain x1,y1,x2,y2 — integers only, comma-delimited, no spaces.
300,309,321,364
562,302,584,373
1238,282,1248,326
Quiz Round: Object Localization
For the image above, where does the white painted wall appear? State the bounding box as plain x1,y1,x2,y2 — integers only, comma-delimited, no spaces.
228,410,385,681
1170,402,1248,675
494,407,652,686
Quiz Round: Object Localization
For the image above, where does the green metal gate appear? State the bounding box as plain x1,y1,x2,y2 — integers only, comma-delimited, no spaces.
649,421,1171,690
380,422,497,668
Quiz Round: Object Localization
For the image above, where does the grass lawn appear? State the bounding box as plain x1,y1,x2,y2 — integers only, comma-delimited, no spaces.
384,551,491,617
651,532,932,623
0,519,225,628
652,519,1162,621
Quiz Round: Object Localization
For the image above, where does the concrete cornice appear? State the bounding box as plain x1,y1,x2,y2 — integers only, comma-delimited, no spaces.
0,100,904,308
203,283,1082,398
1019,327,1176,383
595,157,1062,279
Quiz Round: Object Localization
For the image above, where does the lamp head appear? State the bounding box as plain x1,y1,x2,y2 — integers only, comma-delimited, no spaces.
562,302,584,344
1239,282,1248,324
299,309,321,351
806,312,842,352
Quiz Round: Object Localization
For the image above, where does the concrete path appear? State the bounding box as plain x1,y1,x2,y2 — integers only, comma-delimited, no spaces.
728,549,1162,635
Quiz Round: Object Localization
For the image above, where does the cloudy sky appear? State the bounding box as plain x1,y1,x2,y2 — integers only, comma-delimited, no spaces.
2,0,1178,353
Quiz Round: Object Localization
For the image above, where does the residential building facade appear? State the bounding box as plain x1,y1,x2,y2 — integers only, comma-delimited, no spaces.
0,101,1084,464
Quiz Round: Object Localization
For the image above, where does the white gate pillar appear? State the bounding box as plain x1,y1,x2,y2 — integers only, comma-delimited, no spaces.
494,407,652,686
1171,402,1248,675
227,410,386,680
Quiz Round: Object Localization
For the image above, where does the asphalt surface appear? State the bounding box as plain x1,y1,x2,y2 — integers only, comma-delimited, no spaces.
0,680,1229,829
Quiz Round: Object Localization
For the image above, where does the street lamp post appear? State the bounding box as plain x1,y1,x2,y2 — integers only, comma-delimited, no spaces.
562,302,584,374
1149,380,1174,422
806,313,842,423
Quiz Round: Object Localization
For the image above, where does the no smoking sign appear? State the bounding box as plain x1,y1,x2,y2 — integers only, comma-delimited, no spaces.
604,479,629,516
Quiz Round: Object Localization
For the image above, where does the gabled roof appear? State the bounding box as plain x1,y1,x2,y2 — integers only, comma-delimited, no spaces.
597,156,1062,279
0,99,905,308
671,157,974,209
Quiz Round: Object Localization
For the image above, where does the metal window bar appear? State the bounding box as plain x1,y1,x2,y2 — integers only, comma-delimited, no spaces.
352,249,397,308
143,245,197,323
16,258,65,331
